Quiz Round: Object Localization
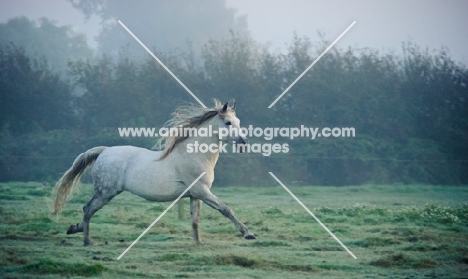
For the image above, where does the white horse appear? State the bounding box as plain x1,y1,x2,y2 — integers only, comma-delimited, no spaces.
51,99,256,246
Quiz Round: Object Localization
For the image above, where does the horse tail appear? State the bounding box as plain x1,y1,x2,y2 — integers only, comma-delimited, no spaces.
51,146,107,215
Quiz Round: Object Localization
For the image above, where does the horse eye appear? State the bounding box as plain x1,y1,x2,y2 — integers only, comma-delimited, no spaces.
225,121,232,126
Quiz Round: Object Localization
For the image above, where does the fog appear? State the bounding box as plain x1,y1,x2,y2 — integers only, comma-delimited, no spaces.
1,0,467,64
1,1,467,185
226,0,468,64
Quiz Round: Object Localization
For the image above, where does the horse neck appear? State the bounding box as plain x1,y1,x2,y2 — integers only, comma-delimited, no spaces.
172,117,221,170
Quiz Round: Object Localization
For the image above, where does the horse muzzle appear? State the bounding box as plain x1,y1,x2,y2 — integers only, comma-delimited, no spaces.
235,137,249,153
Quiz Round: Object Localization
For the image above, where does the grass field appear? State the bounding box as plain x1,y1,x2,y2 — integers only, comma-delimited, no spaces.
1,181,467,278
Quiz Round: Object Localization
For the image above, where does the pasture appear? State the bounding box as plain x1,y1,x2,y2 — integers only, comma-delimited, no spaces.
1,181,467,278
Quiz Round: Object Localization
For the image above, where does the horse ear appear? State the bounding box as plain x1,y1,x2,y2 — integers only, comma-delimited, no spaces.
229,99,236,111
221,102,228,113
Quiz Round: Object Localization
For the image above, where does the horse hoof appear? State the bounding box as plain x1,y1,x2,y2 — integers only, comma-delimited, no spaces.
84,239,95,246
67,223,80,235
244,233,256,240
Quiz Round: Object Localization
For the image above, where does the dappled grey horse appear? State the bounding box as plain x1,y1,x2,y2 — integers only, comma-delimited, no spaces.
51,99,256,246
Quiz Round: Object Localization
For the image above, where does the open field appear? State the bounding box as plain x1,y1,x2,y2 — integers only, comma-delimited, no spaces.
1,181,467,278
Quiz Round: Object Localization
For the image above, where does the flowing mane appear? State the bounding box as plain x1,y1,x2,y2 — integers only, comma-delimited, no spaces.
155,99,229,160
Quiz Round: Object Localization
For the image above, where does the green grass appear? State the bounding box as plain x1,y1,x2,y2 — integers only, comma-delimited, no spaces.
0,181,467,278
10,259,107,276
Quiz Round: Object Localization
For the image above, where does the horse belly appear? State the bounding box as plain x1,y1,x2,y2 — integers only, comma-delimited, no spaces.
126,180,188,202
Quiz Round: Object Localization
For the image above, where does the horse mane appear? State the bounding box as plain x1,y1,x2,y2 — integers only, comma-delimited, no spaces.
155,99,229,160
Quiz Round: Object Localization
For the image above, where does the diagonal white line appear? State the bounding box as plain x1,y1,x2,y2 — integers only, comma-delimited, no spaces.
118,20,207,108
268,21,356,108
268,172,357,259
117,172,206,260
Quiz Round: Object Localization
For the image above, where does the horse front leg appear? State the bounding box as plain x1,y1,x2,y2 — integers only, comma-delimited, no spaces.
196,190,256,240
190,197,203,244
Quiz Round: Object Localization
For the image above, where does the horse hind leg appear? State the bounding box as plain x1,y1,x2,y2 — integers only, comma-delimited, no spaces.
68,187,120,246
82,194,106,246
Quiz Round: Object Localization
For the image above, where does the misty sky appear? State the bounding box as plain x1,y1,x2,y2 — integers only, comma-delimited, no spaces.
0,0,467,64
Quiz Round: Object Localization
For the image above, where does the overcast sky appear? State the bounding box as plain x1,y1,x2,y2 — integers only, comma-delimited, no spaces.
224,0,468,64
1,0,467,64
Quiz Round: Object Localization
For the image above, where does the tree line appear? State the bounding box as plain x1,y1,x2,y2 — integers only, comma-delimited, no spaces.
1,32,467,185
